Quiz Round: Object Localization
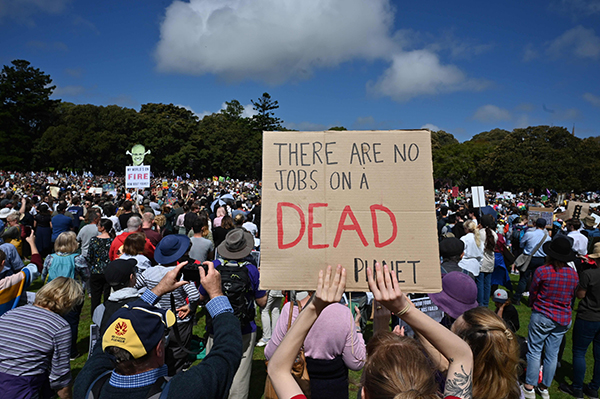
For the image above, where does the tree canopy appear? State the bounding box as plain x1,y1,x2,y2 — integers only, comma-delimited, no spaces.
1,59,599,191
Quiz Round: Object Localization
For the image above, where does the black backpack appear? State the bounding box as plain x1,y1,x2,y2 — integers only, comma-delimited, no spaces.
208,260,254,329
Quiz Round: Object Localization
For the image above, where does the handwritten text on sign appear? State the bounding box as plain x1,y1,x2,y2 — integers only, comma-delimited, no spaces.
260,131,441,292
125,166,151,189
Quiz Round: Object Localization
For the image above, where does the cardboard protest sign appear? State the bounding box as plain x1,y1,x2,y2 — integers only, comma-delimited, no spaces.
528,207,553,229
49,186,60,199
260,130,441,292
125,166,150,189
89,187,102,195
556,201,590,221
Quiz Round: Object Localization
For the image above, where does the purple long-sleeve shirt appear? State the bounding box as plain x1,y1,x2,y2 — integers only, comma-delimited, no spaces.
264,301,366,371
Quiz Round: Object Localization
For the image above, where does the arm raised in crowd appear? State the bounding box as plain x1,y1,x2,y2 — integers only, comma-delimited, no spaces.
268,265,346,399
367,263,473,399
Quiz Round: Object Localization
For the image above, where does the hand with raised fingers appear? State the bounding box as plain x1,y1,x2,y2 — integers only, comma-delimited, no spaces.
367,262,410,316
200,261,223,298
313,265,346,312
152,261,189,297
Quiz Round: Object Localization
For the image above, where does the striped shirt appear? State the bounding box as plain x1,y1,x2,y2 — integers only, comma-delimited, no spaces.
135,265,200,323
0,305,72,390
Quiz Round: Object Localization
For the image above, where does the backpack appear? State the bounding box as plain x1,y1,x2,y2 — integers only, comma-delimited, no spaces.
211,260,254,328
86,370,171,399
47,253,78,282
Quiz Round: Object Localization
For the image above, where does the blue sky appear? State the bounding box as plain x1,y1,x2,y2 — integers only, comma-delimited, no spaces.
1,0,599,141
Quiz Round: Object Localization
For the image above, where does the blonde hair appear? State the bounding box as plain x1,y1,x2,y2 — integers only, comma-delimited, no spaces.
154,214,166,228
464,220,481,248
54,231,78,254
453,307,521,399
362,332,439,399
35,277,83,315
6,211,20,223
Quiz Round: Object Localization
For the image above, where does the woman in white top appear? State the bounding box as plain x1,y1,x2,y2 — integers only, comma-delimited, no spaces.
477,215,498,307
459,219,484,278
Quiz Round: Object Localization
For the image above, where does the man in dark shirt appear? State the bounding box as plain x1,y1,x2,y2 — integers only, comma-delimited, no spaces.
118,201,140,230
142,212,162,247
560,258,600,399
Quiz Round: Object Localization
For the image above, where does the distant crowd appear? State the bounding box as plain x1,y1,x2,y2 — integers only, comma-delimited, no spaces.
0,171,598,399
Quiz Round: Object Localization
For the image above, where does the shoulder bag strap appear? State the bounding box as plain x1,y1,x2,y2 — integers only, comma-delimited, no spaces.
287,300,295,331
532,231,548,255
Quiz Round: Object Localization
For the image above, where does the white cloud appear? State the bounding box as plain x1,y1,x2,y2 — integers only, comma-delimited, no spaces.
421,123,440,131
555,108,581,120
551,0,600,16
367,50,489,101
522,43,539,62
155,0,488,101
219,102,257,118
584,92,600,107
472,105,512,123
515,114,530,128
72,15,100,35
547,25,600,59
155,0,396,84
0,0,71,22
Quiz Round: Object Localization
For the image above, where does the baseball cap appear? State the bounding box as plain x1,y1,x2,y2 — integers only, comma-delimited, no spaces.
104,259,137,287
439,237,465,258
493,288,508,304
102,299,176,359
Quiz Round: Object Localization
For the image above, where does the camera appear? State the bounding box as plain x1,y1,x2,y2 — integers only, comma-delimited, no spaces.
180,262,209,284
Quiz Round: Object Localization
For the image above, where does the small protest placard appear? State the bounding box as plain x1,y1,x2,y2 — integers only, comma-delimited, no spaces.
528,207,553,229
260,130,441,292
471,186,486,208
556,201,590,221
125,166,151,189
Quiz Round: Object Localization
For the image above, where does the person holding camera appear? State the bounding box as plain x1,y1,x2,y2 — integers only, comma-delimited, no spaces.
74,261,242,399
134,234,199,375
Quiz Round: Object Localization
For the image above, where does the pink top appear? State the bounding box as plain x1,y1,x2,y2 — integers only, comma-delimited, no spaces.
264,302,366,371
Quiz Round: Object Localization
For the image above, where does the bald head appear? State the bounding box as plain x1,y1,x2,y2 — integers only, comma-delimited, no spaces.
142,212,155,228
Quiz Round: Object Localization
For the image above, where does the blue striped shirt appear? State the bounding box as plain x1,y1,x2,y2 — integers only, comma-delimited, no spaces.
0,305,71,390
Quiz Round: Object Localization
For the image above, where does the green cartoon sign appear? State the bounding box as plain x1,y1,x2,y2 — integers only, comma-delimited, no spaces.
126,144,151,166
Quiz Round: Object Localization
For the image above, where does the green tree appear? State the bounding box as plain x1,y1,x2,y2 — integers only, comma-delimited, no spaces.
0,60,59,169
221,99,245,120
251,92,283,132
482,126,581,191
328,126,347,131
431,130,459,152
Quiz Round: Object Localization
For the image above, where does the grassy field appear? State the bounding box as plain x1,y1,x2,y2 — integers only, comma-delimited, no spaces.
29,274,595,399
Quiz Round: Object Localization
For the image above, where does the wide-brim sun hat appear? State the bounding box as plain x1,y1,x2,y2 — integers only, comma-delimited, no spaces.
154,234,190,265
0,208,12,219
217,228,254,260
588,242,600,259
429,271,478,320
543,236,576,263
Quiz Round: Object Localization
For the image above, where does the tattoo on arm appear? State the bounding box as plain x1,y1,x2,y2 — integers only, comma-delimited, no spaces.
444,365,472,399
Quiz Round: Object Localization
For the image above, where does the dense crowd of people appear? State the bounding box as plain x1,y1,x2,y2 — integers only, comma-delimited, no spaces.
0,170,598,399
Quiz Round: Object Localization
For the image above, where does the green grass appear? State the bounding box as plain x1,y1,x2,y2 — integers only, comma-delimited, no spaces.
29,273,595,399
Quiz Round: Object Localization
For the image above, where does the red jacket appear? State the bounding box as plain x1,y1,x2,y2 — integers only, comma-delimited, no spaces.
109,231,155,262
